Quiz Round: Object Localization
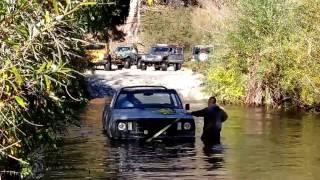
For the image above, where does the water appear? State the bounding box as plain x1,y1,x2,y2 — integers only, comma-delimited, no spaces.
43,98,320,180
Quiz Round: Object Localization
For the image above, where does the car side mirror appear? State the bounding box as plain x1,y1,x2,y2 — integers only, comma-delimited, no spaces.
185,104,190,111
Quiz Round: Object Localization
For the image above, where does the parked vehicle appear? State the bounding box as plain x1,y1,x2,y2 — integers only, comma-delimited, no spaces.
102,86,195,140
191,45,214,62
139,44,184,71
85,43,111,70
111,44,139,70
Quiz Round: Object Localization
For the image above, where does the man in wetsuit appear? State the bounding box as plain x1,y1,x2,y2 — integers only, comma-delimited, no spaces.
191,96,228,146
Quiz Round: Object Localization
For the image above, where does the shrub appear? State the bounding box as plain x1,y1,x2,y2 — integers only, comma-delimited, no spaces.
206,0,320,108
0,0,90,177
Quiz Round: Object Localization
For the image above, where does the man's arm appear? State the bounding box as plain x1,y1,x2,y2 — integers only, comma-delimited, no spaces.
191,108,207,117
220,108,228,122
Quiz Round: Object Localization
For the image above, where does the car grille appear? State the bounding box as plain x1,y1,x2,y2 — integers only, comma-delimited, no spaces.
117,119,194,138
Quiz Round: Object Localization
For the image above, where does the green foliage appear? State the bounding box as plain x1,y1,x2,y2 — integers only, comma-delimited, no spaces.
141,7,203,50
206,66,246,104
206,0,320,107
76,0,129,41
0,0,90,177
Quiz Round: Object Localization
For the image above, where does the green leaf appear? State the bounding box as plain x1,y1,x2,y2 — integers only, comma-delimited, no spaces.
45,10,51,23
11,67,23,86
15,96,27,108
45,75,51,91
52,0,59,14
37,63,47,74
79,2,97,6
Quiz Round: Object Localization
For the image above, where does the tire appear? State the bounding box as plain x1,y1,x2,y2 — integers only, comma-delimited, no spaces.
117,65,123,70
104,63,112,71
161,63,167,71
141,63,147,71
174,63,181,71
137,61,142,69
124,58,131,69
155,66,161,71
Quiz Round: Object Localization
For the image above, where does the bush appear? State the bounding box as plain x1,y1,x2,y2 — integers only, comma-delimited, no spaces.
205,0,320,108
0,0,90,178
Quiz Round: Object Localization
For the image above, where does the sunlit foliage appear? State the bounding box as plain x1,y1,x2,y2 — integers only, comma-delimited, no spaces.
0,0,91,177
206,0,320,108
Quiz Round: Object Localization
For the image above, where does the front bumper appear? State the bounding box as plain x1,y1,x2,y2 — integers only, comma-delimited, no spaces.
168,60,183,64
141,58,162,63
111,119,195,140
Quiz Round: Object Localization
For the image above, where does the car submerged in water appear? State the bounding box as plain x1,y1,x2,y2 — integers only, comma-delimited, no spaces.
102,86,195,141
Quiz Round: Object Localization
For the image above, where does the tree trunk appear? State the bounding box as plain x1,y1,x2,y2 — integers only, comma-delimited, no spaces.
245,59,264,106
125,0,141,43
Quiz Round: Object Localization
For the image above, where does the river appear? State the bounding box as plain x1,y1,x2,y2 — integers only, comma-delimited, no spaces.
43,98,320,180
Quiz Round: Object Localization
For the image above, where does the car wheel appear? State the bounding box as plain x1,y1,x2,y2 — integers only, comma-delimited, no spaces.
137,61,142,69
161,63,167,71
104,63,112,71
174,63,181,71
141,63,147,71
155,66,161,71
117,65,123,70
124,58,131,69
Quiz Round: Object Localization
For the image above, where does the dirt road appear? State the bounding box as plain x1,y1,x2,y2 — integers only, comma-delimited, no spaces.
85,66,209,101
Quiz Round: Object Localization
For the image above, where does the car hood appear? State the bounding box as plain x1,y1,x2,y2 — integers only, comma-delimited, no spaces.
111,108,193,120
115,51,130,57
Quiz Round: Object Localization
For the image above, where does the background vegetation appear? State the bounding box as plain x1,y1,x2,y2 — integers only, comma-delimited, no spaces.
142,0,320,110
0,0,100,178
205,0,320,110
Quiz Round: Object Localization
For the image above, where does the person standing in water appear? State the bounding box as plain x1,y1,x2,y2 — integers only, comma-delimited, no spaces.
190,96,228,146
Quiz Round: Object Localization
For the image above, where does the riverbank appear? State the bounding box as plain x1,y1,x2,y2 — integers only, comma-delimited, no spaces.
85,66,209,101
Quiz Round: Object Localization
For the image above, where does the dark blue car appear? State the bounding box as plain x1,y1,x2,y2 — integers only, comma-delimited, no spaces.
102,86,195,141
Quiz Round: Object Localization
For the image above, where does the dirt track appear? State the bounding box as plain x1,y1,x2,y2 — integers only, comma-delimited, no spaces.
85,66,209,101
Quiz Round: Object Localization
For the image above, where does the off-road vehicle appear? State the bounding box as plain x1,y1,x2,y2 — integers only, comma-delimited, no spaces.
139,44,184,71
109,44,139,70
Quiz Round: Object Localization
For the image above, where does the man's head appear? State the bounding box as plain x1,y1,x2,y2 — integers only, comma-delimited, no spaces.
208,96,217,107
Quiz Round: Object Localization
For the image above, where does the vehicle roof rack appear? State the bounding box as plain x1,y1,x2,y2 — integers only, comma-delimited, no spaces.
120,86,168,91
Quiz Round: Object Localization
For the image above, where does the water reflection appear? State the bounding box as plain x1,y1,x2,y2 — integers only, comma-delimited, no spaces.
43,98,320,180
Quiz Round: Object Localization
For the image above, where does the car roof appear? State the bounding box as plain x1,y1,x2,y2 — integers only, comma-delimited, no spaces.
117,45,132,48
119,86,177,93
117,43,137,47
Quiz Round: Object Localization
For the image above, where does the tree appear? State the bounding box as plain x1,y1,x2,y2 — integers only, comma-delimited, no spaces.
206,0,320,109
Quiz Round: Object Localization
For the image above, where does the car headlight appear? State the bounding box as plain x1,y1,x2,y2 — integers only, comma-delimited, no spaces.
157,55,162,59
118,122,126,131
183,122,192,130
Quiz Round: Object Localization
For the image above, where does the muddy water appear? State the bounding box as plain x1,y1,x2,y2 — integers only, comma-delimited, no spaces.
43,98,320,180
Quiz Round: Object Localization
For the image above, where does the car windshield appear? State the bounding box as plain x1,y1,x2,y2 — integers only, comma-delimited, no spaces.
117,47,130,52
115,91,182,109
150,47,169,54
